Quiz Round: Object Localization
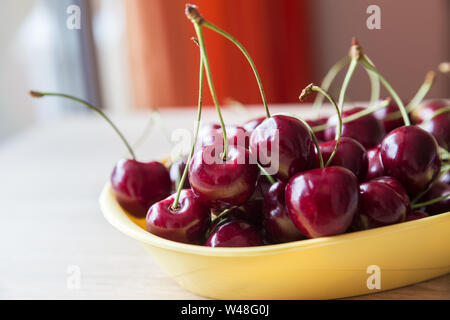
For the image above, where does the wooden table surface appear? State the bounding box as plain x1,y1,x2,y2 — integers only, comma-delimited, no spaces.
0,106,448,300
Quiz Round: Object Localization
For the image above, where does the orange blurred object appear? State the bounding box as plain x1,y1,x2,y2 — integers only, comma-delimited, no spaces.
127,0,312,108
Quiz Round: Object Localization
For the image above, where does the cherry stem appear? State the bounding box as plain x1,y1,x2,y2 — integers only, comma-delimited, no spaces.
313,56,349,117
311,98,390,133
411,166,449,205
427,106,450,121
364,55,381,106
257,163,276,185
411,194,450,209
301,84,342,167
202,20,270,119
275,112,324,169
359,55,411,126
171,45,205,210
338,58,358,112
187,12,228,159
29,91,136,159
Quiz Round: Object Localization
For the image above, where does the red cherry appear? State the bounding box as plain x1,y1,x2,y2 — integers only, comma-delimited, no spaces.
242,116,266,133
313,137,368,182
263,181,305,243
169,157,190,191
419,182,450,215
365,145,384,181
205,220,264,247
197,123,249,150
411,100,448,123
189,145,259,209
250,115,313,182
325,106,385,149
380,125,441,196
419,112,450,150
372,176,410,210
146,189,210,244
354,179,408,230
306,117,328,142
374,101,407,134
111,159,171,218
406,210,429,221
285,167,359,238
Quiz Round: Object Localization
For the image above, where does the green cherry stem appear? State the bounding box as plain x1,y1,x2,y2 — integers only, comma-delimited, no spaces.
301,84,342,167
359,55,411,126
171,44,205,210
202,20,270,119
29,91,136,159
364,55,381,105
337,40,361,112
257,163,276,185
411,194,450,209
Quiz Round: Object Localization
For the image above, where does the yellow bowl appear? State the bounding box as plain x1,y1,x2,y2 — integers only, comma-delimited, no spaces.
99,182,450,299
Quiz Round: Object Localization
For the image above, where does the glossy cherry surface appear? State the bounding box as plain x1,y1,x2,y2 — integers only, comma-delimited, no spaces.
111,159,171,218
354,179,408,230
419,182,450,215
197,123,249,150
306,117,328,142
372,176,410,210
405,210,429,221
374,101,406,134
189,145,259,209
146,189,210,244
263,181,304,243
169,157,190,191
365,146,384,181
314,137,368,181
243,116,266,133
419,112,450,150
205,220,264,247
380,125,441,196
250,114,313,182
411,100,448,123
285,167,359,238
325,107,385,149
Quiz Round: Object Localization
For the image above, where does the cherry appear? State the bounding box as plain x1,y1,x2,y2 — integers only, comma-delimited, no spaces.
418,182,450,215
324,107,385,149
111,159,171,217
169,157,190,191
286,167,359,238
205,220,264,247
313,137,368,182
380,125,441,196
29,91,171,218
263,181,305,243
146,189,210,244
374,100,407,134
189,145,260,209
372,176,410,210
365,145,384,181
250,114,313,182
405,210,429,221
419,111,450,150
306,117,328,142
353,179,408,230
243,116,266,134
197,124,249,150
411,100,448,124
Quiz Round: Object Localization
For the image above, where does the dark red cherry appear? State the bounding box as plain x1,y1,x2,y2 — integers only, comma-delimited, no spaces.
250,114,313,182
314,137,368,181
197,123,249,150
263,181,305,243
146,189,210,244
380,125,441,196
205,220,264,247
411,100,448,124
419,112,450,150
285,167,359,238
189,145,259,209
405,210,429,221
169,157,190,191
306,117,328,142
372,176,410,210
365,146,384,181
243,116,265,133
111,159,171,218
374,101,406,134
419,182,450,215
325,106,385,149
354,179,407,230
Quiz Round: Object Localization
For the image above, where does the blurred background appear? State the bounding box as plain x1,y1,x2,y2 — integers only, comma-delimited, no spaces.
0,0,449,143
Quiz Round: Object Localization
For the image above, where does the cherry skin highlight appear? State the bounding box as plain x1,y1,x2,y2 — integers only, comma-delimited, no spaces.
365,145,384,181
313,137,368,181
285,166,359,238
325,106,385,149
374,100,407,134
380,125,441,196
189,145,260,210
197,123,249,150
111,159,171,218
146,189,211,244
250,114,313,182
419,112,450,150
205,220,264,247
263,181,305,243
243,116,266,134
169,157,190,191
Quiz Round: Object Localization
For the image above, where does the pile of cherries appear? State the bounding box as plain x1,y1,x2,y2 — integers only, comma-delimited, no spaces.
31,5,450,248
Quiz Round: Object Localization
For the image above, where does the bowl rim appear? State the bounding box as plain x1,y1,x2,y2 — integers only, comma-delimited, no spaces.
100,182,450,257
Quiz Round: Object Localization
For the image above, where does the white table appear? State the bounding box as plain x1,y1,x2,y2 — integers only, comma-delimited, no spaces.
0,106,448,299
